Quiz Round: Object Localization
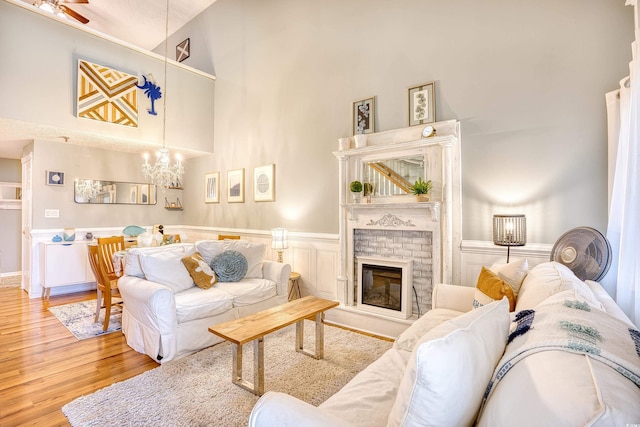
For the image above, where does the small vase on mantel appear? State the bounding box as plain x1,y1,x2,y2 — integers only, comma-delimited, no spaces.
338,137,352,151
353,134,367,148
416,194,430,202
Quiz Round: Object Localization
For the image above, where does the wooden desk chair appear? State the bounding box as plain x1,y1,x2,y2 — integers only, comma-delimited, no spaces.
88,244,122,331
218,234,241,240
97,236,125,281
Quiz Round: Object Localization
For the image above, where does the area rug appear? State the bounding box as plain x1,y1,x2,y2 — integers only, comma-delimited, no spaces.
0,275,21,288
62,321,393,426
48,300,122,340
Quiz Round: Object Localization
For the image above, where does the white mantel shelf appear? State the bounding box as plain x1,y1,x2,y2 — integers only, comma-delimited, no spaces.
342,201,441,222
341,201,441,209
332,134,457,159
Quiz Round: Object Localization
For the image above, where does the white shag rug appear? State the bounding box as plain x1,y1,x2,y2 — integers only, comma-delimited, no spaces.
49,300,122,340
63,321,393,426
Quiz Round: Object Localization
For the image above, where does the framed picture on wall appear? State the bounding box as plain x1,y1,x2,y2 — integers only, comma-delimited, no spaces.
46,171,65,186
227,169,244,203
254,164,275,202
352,97,375,135
205,172,220,203
408,81,435,126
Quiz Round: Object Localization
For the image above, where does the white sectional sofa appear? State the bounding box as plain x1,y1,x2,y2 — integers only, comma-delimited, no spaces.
249,261,640,426
118,240,291,363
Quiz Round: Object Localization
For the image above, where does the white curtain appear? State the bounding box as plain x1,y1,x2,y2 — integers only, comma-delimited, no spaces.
604,1,640,326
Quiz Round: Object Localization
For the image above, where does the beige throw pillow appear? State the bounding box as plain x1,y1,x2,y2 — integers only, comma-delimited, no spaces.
489,258,528,295
182,252,217,289
222,240,265,278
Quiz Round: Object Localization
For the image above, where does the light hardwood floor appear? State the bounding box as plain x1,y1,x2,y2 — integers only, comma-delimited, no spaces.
0,285,393,426
0,287,158,426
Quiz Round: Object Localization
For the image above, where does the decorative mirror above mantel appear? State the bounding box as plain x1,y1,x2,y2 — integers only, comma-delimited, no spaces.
334,122,459,204
363,155,424,197
74,179,158,205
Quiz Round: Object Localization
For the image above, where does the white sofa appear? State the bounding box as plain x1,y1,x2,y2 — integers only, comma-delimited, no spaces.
249,261,640,426
118,240,291,363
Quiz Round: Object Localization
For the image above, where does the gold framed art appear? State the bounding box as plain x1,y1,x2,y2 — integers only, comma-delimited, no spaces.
205,172,220,203
408,81,435,126
352,96,375,135
227,169,244,203
254,164,275,202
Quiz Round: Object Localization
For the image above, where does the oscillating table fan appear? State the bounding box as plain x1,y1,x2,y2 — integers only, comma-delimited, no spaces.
550,226,612,281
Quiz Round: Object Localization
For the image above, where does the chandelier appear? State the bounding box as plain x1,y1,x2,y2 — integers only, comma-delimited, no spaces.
142,148,184,189
141,0,184,189
75,179,101,201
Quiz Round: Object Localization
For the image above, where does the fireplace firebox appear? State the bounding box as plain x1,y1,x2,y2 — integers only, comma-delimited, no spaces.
357,257,412,319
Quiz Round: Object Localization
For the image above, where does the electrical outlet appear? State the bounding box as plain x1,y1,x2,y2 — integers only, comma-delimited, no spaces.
44,209,59,218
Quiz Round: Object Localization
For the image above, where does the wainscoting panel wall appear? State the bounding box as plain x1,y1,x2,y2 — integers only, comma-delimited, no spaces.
27,227,553,340
316,248,340,297
291,246,312,296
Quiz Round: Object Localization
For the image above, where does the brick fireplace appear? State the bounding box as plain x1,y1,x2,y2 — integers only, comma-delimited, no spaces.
345,205,441,317
355,229,432,316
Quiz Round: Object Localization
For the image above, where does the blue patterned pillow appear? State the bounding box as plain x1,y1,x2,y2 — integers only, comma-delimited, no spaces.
210,250,248,282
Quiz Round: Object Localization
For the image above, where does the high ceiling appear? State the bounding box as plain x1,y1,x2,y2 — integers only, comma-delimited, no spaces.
21,0,218,51
0,0,217,160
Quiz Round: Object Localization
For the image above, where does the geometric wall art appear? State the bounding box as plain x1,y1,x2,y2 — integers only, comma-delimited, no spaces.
176,38,190,62
77,59,139,127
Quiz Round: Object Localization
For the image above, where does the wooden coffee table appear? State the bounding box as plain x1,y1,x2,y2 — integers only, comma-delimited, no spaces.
208,295,339,396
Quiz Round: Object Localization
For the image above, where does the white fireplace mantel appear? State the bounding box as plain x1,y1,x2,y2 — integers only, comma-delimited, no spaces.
333,120,462,309
343,201,441,222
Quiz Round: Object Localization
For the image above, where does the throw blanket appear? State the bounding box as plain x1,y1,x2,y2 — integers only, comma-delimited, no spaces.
481,300,640,411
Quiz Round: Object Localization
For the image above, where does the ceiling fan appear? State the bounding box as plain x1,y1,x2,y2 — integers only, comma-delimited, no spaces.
34,0,90,24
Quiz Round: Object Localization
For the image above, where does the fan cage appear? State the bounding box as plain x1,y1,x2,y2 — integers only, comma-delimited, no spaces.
550,226,612,282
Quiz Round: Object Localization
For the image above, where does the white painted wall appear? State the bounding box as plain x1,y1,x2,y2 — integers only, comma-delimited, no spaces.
27,140,188,229
0,0,634,301
0,0,215,155
169,0,633,245
0,158,21,273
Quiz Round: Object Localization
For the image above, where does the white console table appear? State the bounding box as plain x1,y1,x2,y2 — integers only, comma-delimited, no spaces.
39,241,95,300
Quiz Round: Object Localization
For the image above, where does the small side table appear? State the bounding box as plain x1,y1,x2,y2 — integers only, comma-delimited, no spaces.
288,272,301,301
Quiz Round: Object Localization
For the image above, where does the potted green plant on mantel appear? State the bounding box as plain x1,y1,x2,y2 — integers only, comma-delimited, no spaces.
410,177,432,202
350,180,363,203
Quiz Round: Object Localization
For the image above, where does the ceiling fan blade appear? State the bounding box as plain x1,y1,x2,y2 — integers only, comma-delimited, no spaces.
63,0,90,3
60,5,90,24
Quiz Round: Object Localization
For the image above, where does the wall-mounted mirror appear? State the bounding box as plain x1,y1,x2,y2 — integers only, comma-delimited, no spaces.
74,179,157,205
363,155,425,197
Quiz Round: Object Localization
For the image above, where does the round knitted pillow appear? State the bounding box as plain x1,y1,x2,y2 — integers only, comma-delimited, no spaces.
210,250,248,282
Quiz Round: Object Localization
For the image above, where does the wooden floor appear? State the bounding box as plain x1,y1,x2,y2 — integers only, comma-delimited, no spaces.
0,285,393,426
0,286,158,426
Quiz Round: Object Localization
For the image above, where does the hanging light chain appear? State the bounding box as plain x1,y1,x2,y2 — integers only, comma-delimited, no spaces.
141,0,184,190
